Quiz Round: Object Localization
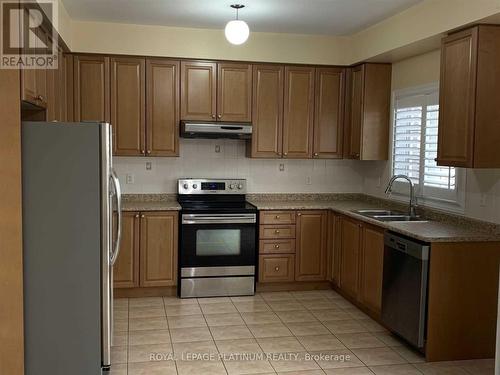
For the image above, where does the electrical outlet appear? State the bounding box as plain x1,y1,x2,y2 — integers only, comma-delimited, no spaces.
279,163,285,172
306,176,312,185
215,145,221,153
145,162,152,171
126,174,134,184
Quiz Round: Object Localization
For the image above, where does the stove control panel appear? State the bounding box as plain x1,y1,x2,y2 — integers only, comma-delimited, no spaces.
178,178,247,194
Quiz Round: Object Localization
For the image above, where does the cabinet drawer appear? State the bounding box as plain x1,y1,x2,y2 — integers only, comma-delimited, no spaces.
259,239,295,254
260,211,296,225
259,255,295,282
259,225,296,239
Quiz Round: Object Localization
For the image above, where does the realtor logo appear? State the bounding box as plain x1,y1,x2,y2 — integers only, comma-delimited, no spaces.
1,0,58,69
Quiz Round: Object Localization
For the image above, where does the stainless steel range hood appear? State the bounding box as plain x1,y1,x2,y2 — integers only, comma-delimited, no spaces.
180,121,252,139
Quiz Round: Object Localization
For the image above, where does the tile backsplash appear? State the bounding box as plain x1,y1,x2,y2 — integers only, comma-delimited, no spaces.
113,139,364,194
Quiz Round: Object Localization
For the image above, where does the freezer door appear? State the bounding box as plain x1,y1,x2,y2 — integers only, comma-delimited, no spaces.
22,121,105,374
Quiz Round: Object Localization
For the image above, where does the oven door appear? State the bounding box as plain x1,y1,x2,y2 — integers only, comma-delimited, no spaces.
180,213,256,269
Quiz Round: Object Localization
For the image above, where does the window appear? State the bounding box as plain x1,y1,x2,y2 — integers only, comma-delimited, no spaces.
392,84,465,209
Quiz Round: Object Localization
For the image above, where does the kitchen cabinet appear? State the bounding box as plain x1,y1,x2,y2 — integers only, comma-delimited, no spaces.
114,211,178,289
327,212,341,285
313,67,345,158
34,29,48,109
73,54,110,122
114,212,140,288
339,216,361,299
180,61,252,122
283,66,315,158
437,25,500,168
146,59,180,156
259,254,295,282
358,224,384,314
295,210,328,281
140,212,178,287
217,63,252,121
248,65,284,158
344,63,391,160
180,61,217,120
111,57,146,156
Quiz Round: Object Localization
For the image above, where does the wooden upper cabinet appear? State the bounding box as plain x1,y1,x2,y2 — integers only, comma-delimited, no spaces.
438,26,500,168
339,216,361,300
34,29,47,109
111,57,146,156
114,212,140,288
249,65,284,158
146,59,180,156
140,212,178,287
283,66,315,158
345,63,391,160
358,224,384,314
295,210,327,281
180,61,217,121
313,68,345,158
217,63,252,122
73,55,110,122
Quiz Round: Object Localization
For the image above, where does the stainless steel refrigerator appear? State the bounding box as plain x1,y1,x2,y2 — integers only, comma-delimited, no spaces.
22,121,122,374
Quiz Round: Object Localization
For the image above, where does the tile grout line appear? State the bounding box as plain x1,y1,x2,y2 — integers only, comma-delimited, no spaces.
162,296,180,375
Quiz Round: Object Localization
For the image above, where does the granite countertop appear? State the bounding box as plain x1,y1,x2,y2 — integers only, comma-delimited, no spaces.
121,194,181,211
247,194,500,243
120,193,500,242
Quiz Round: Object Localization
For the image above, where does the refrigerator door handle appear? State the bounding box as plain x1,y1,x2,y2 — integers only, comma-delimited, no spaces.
110,170,122,266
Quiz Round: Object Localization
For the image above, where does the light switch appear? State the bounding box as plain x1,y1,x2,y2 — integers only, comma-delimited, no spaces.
279,163,285,172
306,176,312,185
215,145,221,153
126,174,134,184
146,162,152,171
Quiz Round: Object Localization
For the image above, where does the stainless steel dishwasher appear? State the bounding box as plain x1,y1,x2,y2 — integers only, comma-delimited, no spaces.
381,232,430,351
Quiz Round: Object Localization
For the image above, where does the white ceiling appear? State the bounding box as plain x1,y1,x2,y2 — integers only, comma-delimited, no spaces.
62,0,423,36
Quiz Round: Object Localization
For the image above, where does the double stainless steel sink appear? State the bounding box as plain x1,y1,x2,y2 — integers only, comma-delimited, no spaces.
353,209,428,223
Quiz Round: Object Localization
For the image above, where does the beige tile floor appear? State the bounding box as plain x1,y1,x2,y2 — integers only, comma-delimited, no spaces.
111,289,494,375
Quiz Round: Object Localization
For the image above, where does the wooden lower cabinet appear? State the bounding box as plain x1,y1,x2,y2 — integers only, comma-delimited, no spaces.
114,211,178,289
339,216,362,299
295,211,327,281
358,224,384,314
259,254,295,282
114,212,140,288
140,212,178,287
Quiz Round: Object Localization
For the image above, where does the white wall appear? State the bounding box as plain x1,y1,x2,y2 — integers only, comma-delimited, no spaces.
361,50,500,224
114,139,364,194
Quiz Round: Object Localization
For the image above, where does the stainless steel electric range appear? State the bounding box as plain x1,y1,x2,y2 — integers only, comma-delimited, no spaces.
177,178,257,298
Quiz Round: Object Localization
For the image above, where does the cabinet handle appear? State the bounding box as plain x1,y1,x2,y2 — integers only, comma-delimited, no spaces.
274,244,280,249
141,214,145,218
275,230,280,234
314,153,319,157
283,152,288,156
275,266,280,272
217,114,222,119
36,95,45,102
146,150,151,154
297,213,302,216
275,215,280,219
141,149,145,154
135,214,139,218
212,114,216,119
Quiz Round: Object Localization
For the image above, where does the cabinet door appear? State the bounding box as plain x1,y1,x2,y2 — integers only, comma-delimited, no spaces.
146,59,180,156
74,55,110,122
114,212,140,288
250,65,284,158
46,64,56,121
20,9,37,105
437,28,477,167
180,61,217,121
339,217,361,299
34,29,47,109
347,66,363,160
313,68,344,158
283,66,315,158
217,63,252,122
359,225,384,314
295,211,327,281
140,212,178,287
111,57,146,156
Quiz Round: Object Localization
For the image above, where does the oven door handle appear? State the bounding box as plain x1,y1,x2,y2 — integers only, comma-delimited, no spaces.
182,214,256,225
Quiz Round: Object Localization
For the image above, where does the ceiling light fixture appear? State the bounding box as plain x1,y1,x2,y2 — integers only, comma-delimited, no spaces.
225,4,249,45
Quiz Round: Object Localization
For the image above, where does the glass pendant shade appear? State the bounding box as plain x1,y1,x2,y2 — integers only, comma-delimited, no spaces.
225,19,249,45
